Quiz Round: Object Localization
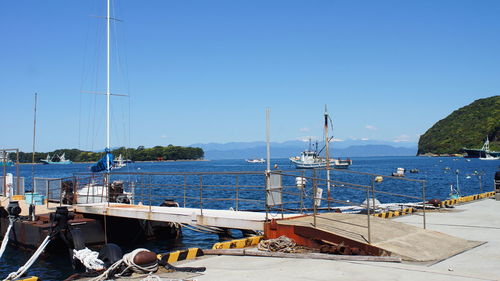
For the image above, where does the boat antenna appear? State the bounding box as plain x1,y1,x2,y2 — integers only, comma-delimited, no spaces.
324,105,331,209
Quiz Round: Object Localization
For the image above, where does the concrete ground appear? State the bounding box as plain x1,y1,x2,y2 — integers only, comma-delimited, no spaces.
149,198,500,281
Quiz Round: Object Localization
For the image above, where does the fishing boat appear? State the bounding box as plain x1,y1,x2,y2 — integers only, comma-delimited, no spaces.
461,137,500,158
245,158,265,163
290,108,352,170
39,153,72,164
112,154,127,169
290,150,351,169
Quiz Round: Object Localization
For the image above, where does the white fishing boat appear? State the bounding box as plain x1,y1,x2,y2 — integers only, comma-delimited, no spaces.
245,158,265,163
290,108,352,170
113,154,127,169
289,150,351,169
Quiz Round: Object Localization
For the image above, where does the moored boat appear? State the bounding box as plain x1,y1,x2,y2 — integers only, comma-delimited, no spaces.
290,107,352,170
40,153,72,165
290,150,351,169
0,152,14,167
245,158,265,163
461,137,500,158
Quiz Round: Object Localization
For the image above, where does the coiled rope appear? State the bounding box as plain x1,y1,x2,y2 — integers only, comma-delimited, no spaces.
73,247,105,271
3,235,51,281
92,248,158,281
257,235,298,253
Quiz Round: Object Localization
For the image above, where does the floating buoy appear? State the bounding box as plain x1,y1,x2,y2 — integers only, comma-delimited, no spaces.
375,176,383,183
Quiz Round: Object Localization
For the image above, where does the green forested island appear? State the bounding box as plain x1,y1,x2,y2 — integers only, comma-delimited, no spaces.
417,95,500,155
9,145,204,163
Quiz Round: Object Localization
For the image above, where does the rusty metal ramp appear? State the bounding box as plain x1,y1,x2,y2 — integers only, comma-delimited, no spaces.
265,213,481,262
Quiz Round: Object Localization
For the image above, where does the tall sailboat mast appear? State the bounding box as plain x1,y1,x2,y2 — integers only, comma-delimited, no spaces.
106,0,111,171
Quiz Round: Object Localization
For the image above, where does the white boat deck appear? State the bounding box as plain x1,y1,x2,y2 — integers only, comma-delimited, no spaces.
75,203,295,231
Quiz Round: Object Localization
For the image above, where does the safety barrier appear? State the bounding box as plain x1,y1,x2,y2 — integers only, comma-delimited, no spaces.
440,191,495,207
373,208,415,219
157,248,203,263
212,236,263,249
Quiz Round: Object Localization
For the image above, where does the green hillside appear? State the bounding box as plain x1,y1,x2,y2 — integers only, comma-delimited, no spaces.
417,96,500,155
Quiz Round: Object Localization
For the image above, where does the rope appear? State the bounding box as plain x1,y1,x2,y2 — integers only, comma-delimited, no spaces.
3,235,51,281
91,248,158,281
73,248,105,271
257,236,298,253
0,224,12,259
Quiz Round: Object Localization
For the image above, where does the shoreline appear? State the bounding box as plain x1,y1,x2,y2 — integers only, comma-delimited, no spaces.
9,159,210,165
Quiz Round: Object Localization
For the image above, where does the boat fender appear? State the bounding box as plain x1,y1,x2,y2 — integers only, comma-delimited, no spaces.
98,243,123,268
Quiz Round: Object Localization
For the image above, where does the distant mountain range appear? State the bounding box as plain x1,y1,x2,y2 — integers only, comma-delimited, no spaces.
190,140,417,160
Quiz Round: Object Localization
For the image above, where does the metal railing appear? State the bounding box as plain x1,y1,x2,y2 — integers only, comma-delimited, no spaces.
32,169,428,245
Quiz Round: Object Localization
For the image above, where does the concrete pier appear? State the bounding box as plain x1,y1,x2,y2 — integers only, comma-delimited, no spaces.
142,198,500,281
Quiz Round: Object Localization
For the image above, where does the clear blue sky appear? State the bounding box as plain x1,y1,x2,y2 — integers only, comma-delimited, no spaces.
1,0,499,152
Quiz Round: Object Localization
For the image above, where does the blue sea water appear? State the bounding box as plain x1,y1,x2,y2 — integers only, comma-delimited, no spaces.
0,156,498,280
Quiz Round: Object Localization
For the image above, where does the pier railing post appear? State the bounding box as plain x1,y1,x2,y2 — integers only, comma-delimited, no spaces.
183,175,187,208
46,178,50,208
235,175,239,211
366,182,372,244
371,176,376,213
422,181,426,229
199,175,203,216
149,175,152,213
265,171,270,221
313,170,317,228
300,170,305,213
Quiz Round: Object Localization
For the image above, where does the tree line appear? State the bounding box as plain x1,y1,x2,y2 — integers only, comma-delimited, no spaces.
7,145,204,163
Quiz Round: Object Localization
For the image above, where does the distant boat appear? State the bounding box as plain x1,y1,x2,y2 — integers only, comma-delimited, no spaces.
392,167,405,177
461,137,500,158
245,158,265,163
0,152,13,166
40,153,73,165
479,153,500,161
290,150,351,169
113,154,127,169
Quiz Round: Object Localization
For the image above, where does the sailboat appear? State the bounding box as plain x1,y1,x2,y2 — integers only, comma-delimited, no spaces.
78,0,127,204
